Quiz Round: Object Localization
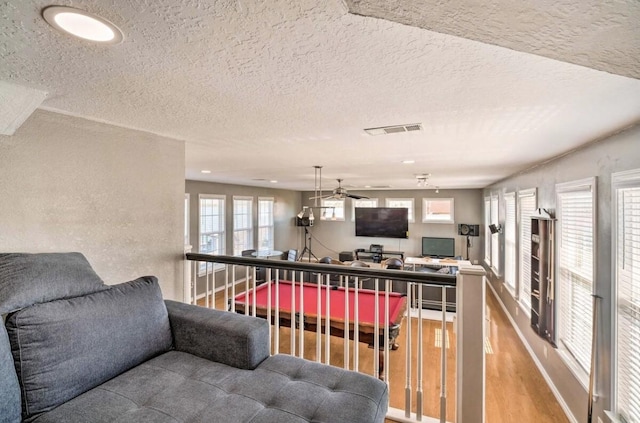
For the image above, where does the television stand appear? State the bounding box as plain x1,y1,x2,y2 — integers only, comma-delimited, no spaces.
355,250,404,263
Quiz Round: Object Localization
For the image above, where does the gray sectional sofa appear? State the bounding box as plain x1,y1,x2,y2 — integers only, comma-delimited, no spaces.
0,253,388,423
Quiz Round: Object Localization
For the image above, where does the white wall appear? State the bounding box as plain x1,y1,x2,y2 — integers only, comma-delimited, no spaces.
483,123,640,423
0,110,186,300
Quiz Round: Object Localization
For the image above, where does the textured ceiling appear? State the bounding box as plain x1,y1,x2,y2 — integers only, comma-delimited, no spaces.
346,0,640,80
1,0,639,191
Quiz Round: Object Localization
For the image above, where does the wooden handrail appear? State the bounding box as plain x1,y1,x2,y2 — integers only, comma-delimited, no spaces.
185,253,456,286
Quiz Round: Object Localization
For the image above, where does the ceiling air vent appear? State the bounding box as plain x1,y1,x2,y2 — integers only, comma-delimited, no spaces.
364,123,422,136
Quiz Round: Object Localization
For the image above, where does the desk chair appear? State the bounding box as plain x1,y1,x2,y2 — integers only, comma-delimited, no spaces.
241,249,265,283
284,249,298,280
318,256,344,286
349,260,370,288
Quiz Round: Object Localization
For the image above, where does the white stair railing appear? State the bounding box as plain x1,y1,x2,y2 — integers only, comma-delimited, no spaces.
185,254,486,423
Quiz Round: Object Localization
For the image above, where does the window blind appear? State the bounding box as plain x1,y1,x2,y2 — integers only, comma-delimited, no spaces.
519,190,537,311
505,193,517,291
233,197,253,256
321,198,345,220
557,181,594,373
258,197,274,251
199,195,225,273
615,176,640,423
484,198,491,264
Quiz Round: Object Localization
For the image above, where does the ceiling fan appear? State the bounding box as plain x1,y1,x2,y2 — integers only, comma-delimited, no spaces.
310,179,369,200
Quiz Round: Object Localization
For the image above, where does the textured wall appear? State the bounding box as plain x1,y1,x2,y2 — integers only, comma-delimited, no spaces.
483,123,640,423
0,110,185,300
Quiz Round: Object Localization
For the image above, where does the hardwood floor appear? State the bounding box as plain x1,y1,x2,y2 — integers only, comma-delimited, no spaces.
202,284,568,422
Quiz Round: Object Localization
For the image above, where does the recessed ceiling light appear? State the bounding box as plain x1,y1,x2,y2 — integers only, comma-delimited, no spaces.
42,6,124,44
402,160,415,164
269,180,278,183
201,170,211,174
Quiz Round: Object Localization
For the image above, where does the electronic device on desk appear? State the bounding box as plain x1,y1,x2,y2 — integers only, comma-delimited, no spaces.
369,244,383,253
421,237,455,258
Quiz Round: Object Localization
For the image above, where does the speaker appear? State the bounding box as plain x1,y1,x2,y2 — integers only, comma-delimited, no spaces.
296,216,313,227
458,224,479,236
339,251,354,262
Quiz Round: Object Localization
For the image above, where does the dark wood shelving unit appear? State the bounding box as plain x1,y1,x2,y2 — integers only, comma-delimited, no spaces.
530,210,556,346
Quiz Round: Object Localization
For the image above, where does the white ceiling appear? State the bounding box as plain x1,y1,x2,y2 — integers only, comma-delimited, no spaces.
2,0,639,191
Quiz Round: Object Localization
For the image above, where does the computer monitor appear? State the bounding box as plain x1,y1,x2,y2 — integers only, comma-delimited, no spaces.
421,237,455,258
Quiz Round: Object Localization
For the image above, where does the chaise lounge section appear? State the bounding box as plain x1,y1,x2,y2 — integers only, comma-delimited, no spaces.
0,253,388,423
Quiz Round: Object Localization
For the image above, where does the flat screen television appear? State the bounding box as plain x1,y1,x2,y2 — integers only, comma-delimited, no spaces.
355,207,408,239
421,237,455,258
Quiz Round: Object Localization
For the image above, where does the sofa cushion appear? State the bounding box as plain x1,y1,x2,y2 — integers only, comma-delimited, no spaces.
30,351,388,423
0,252,107,314
0,323,21,423
6,276,172,420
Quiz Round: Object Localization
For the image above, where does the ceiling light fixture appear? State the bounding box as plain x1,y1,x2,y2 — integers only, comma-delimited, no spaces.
42,6,124,44
201,170,211,174
269,180,278,183
402,160,415,164
416,173,431,188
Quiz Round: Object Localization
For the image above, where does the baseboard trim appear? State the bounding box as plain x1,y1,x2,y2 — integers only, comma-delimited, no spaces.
486,281,578,423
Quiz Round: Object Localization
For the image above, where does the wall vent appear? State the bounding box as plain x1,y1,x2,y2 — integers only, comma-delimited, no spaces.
364,123,422,136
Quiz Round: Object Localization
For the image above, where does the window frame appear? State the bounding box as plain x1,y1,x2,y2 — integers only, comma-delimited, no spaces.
351,198,378,221
258,196,275,251
320,198,345,221
490,194,500,276
518,188,537,314
611,168,640,422
184,193,190,247
385,198,415,223
422,198,455,224
555,177,597,388
504,192,517,295
233,196,254,256
198,194,226,274
484,197,491,266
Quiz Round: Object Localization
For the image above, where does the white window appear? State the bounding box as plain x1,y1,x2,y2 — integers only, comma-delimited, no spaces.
518,189,537,312
613,169,640,422
233,196,253,256
184,193,190,246
491,194,500,275
484,197,491,265
321,199,345,221
556,178,596,377
504,192,517,293
258,197,274,251
199,194,225,273
422,198,454,224
351,198,378,221
386,198,415,223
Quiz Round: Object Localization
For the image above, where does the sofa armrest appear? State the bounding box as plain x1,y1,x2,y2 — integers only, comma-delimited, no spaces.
164,300,270,370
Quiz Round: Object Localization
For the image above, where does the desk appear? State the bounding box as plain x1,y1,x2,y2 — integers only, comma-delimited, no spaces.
405,256,471,271
234,280,407,378
251,250,283,259
355,250,404,263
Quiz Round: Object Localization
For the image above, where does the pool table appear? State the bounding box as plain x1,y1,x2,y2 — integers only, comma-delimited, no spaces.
233,280,407,377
